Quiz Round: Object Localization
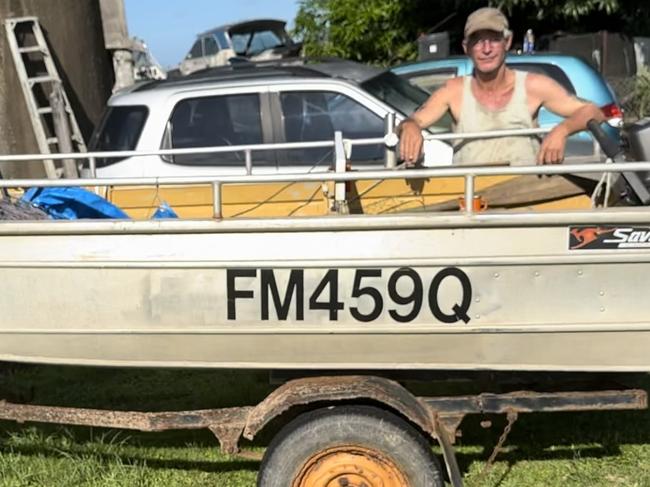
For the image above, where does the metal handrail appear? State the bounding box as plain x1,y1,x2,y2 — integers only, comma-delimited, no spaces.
2,160,649,217
0,127,556,164
424,127,552,141
0,140,351,163
0,125,618,217
2,161,648,187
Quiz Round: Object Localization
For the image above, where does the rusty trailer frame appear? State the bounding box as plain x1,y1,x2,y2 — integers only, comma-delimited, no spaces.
0,375,645,487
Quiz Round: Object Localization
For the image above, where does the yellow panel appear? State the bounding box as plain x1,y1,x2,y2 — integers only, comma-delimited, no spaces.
108,183,331,219
353,175,514,214
106,174,591,220
522,194,592,211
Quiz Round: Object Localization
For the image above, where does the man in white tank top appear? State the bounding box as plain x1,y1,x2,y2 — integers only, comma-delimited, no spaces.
398,7,605,166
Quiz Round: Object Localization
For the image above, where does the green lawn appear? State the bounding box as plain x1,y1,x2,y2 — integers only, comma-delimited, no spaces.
1,365,649,486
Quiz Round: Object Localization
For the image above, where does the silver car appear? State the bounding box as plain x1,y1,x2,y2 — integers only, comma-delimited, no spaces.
179,19,302,76
90,59,453,178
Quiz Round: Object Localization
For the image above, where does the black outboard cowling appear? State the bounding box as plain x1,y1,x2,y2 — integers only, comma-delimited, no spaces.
588,119,650,205
627,118,650,161
623,118,650,204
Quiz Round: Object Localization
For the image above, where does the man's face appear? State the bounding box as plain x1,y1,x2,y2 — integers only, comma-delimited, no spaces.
463,29,511,74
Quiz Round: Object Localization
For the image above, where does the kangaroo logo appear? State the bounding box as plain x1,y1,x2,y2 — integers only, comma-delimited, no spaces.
570,227,614,249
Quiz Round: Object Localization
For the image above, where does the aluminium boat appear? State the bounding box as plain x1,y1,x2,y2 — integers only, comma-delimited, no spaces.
1,163,649,372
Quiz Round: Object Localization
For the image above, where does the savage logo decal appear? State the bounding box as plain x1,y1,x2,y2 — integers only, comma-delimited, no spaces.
570,226,650,250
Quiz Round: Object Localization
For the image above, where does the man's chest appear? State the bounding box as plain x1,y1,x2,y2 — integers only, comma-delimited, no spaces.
472,86,515,110
449,83,541,120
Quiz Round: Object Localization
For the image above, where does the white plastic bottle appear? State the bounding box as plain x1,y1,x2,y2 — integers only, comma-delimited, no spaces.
523,29,535,53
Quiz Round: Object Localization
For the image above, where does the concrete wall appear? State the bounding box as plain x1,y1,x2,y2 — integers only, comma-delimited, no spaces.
100,0,130,50
636,37,650,72
0,0,113,177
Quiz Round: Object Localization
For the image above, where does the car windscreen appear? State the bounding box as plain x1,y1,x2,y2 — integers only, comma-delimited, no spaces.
361,71,429,116
90,105,148,167
507,62,576,94
231,29,285,56
361,71,451,131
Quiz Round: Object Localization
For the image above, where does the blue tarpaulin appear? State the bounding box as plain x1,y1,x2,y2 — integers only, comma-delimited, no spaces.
22,187,178,220
151,201,178,219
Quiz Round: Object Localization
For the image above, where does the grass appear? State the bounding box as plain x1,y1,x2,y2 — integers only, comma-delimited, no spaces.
1,365,650,486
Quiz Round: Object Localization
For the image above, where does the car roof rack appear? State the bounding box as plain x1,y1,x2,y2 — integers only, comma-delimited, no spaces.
132,57,384,93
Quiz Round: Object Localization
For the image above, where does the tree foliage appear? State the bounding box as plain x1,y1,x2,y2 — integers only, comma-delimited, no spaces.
294,0,649,65
294,0,421,65
498,0,619,20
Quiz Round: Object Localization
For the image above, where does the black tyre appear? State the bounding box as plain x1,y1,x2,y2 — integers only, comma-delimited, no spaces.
257,405,444,487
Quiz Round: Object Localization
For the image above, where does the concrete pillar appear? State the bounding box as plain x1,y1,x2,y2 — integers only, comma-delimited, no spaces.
100,0,134,91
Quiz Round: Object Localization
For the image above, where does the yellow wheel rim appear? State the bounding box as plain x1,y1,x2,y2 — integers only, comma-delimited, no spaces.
292,445,409,487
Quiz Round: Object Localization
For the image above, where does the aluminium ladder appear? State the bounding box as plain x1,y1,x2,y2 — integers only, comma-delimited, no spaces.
4,17,87,178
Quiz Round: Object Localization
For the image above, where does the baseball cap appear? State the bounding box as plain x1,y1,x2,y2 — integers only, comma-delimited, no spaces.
464,7,509,39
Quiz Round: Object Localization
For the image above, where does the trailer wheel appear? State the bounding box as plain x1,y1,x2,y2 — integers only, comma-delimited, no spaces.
257,405,444,487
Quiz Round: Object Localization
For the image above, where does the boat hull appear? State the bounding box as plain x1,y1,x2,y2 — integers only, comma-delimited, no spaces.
1,211,649,371
2,329,648,372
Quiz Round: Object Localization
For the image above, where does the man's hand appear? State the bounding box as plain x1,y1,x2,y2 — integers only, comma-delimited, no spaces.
395,79,456,167
537,125,569,164
398,119,424,166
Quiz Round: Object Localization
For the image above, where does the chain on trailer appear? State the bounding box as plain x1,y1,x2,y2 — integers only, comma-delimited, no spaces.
0,118,648,485
0,376,646,487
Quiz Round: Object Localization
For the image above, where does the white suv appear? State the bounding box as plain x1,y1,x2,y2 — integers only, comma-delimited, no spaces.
90,60,453,178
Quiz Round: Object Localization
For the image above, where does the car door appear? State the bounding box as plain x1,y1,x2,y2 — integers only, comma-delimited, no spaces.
201,35,221,68
152,87,276,176
268,85,387,172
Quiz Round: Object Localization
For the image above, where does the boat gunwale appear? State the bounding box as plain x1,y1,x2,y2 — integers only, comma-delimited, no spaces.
0,206,649,235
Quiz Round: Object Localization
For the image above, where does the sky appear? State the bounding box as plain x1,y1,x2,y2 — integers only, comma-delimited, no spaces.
123,0,300,69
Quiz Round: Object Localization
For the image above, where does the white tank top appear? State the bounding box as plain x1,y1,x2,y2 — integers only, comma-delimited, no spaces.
453,70,540,166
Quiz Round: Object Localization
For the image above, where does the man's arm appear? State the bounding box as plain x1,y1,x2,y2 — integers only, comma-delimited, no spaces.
398,81,454,164
528,74,605,164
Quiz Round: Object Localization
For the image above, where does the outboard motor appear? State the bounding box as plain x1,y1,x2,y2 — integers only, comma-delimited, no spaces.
588,119,650,205
623,118,650,204
627,118,650,161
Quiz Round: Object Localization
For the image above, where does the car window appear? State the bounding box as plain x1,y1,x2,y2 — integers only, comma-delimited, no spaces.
279,91,385,167
231,29,285,56
249,30,284,55
361,71,451,132
90,105,148,168
230,33,251,55
402,68,458,93
203,36,219,56
507,62,576,94
186,40,202,60
215,31,230,50
165,94,272,167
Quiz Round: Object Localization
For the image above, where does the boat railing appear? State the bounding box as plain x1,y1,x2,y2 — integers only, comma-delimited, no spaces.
0,126,639,219
0,126,558,172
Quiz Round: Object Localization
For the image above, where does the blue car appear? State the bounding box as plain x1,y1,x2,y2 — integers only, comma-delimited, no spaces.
391,53,622,148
